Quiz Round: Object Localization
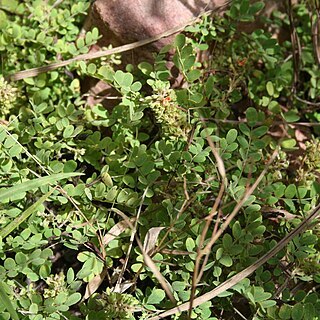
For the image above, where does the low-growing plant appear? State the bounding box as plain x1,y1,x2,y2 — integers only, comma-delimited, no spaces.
0,0,319,319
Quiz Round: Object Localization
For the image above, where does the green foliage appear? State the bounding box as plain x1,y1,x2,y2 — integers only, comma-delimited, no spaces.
0,0,319,319
81,288,139,320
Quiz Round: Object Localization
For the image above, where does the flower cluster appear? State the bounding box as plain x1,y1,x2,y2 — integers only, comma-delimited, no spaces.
149,89,191,139
0,76,18,116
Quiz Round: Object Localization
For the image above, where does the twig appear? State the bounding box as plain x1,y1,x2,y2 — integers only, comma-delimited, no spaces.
149,198,320,319
294,94,320,107
7,3,232,82
115,187,148,290
310,0,320,66
111,208,176,304
188,122,227,317
287,0,301,95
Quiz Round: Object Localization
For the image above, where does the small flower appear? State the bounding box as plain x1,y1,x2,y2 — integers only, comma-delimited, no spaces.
0,76,18,116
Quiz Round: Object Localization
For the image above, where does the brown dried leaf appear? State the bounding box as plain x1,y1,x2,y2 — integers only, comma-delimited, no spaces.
113,281,134,293
84,267,109,299
102,218,136,246
143,227,165,254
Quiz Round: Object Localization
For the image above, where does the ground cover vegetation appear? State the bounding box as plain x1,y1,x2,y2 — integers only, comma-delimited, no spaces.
0,0,319,319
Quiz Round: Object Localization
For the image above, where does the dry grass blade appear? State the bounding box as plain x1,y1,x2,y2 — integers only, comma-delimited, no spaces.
112,208,176,304
7,1,234,82
310,1,320,65
149,201,320,320
113,280,135,294
204,126,226,180
114,188,148,293
202,148,279,255
8,12,207,81
188,125,227,316
287,0,301,93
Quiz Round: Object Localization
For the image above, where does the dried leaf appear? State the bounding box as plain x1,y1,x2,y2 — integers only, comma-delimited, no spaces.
102,218,136,246
113,281,134,293
84,267,109,299
143,227,165,254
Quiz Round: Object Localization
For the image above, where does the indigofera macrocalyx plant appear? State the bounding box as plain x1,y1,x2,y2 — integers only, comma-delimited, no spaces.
0,0,320,320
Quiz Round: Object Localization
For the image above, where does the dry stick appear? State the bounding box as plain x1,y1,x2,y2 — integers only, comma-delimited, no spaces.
196,208,222,284
7,2,232,82
311,1,320,66
208,118,320,126
149,198,320,320
188,147,278,319
287,0,301,95
115,187,148,291
188,125,227,317
202,148,279,256
111,208,176,304
189,184,225,317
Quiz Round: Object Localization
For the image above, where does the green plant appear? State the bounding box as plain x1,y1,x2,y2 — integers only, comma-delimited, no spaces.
0,0,320,319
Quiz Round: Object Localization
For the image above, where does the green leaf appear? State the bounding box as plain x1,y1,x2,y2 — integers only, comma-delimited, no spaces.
186,237,195,252
219,255,233,267
174,34,186,48
63,125,74,138
172,281,186,292
259,299,276,308
266,81,274,96
0,188,55,239
29,303,38,314
147,289,165,304
67,268,75,284
189,92,203,104
253,287,272,301
246,107,258,126
138,62,153,75
226,129,238,144
216,247,223,260
251,126,268,138
291,303,304,320
279,305,292,319
98,66,114,80
284,184,296,199
131,81,142,92
65,293,81,306
87,63,97,74
1,0,18,12
0,10,8,29
101,172,113,187
232,221,242,239
187,69,201,82
239,0,250,15
303,303,315,319
222,234,233,249
0,172,82,202
4,258,16,270
248,2,265,15
114,70,133,88
281,138,296,149
283,111,300,123
123,175,135,188
0,282,19,320
268,100,281,113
